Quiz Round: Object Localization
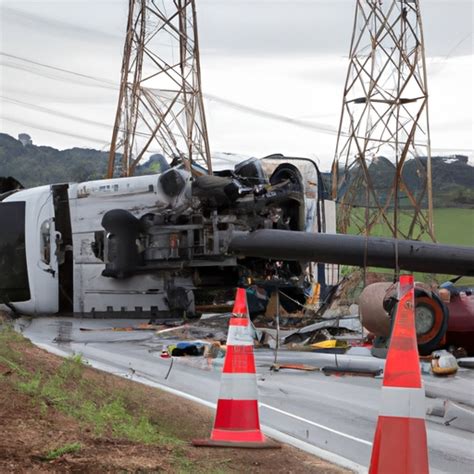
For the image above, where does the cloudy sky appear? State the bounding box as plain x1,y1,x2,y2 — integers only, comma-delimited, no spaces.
0,0,472,170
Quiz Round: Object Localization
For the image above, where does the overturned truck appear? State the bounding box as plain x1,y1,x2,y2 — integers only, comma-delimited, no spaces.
1,155,473,356
0,156,331,317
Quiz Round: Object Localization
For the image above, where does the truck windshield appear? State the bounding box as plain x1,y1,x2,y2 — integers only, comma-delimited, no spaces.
0,201,30,302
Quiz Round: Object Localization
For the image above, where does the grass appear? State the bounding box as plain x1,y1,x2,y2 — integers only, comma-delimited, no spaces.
0,323,194,470
0,325,182,448
346,207,474,246
345,207,474,284
43,442,82,460
0,325,29,376
15,354,179,446
431,208,474,247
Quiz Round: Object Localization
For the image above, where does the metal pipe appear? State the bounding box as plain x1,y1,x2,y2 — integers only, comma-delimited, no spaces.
229,230,474,276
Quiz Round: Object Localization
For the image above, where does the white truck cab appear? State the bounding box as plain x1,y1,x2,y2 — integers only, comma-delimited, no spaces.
0,186,58,314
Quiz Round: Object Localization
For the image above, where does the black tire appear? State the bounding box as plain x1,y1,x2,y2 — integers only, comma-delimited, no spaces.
415,290,449,356
389,289,449,356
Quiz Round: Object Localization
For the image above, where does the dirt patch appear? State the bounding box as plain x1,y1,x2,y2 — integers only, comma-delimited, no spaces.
0,325,349,473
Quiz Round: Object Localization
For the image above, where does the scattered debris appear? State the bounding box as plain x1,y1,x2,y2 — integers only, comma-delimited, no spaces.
448,346,469,359
159,348,171,359
79,321,185,332
166,341,207,357
425,398,446,418
260,317,362,347
431,350,459,376
443,401,474,433
196,304,233,313
310,340,350,354
457,357,474,369
155,324,189,335
1,326,345,473
203,342,226,359
270,364,319,372
420,359,433,375
321,366,383,377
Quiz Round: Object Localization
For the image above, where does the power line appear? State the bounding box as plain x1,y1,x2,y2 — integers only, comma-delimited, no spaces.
0,61,117,92
1,51,471,155
0,96,157,141
1,51,341,137
2,5,172,48
203,92,340,135
1,115,110,147
1,6,122,41
0,52,118,87
1,96,113,130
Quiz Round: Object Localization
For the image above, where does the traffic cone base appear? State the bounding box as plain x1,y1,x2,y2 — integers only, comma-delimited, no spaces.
192,437,280,449
370,417,428,473
193,290,279,449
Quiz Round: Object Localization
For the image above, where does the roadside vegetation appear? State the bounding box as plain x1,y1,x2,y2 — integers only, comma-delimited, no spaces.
2,327,176,444
43,443,83,461
16,354,178,446
0,323,346,473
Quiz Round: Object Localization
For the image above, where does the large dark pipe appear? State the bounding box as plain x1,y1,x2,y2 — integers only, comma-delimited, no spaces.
229,230,474,276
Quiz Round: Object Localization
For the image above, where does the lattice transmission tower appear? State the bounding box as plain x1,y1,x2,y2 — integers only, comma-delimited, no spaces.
332,0,435,241
108,0,212,178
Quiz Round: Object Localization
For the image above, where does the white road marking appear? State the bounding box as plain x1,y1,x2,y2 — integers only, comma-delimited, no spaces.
260,403,373,447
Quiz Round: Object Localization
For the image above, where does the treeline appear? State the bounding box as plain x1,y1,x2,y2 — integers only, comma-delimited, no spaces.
1,133,472,207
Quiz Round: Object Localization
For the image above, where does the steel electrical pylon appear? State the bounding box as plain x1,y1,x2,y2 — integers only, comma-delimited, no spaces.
108,0,212,178
332,0,435,241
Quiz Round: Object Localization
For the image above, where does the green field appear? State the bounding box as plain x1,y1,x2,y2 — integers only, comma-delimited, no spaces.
345,207,474,284
432,208,474,247
346,207,473,246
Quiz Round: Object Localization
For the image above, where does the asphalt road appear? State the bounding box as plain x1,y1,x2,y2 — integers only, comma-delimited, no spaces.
17,317,474,473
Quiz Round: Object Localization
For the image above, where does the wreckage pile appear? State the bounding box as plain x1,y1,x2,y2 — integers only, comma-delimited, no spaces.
77,269,473,379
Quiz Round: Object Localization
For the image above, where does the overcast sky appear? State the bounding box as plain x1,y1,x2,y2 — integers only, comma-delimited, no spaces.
0,0,472,170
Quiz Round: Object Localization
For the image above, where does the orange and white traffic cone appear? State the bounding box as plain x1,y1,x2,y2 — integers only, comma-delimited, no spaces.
193,288,279,448
369,275,429,473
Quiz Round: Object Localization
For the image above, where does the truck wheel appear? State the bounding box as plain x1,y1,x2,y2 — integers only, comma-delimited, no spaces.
414,290,449,356
390,289,449,356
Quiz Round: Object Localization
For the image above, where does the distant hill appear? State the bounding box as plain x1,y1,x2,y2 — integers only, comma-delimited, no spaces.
0,133,109,187
0,133,166,188
1,132,472,207
321,154,474,208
